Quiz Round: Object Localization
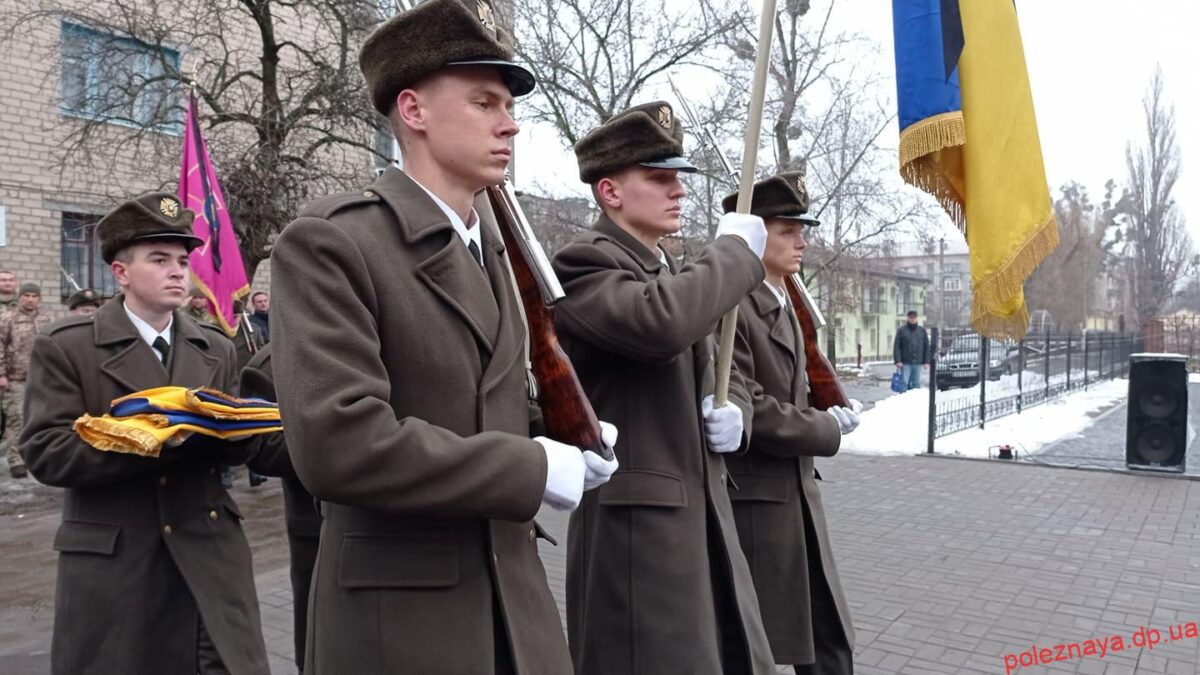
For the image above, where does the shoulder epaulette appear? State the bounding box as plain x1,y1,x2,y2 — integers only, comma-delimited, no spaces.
299,188,383,221
46,314,94,335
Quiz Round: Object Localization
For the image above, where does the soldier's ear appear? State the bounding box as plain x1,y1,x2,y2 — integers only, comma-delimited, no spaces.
594,177,621,211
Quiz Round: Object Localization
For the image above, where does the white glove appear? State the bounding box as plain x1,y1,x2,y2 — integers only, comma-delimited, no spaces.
827,405,860,435
537,422,621,510
715,212,767,259
848,398,864,414
702,394,744,454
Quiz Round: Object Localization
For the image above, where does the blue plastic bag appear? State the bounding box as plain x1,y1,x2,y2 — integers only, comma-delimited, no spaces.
890,369,906,393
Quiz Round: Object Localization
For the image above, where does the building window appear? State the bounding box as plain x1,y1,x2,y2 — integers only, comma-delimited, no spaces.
944,276,962,291
60,22,182,132
61,212,118,300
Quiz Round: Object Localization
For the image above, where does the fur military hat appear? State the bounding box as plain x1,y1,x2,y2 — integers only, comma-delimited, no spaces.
18,282,41,296
721,171,820,226
359,0,536,115
67,288,102,310
96,192,204,264
575,101,699,183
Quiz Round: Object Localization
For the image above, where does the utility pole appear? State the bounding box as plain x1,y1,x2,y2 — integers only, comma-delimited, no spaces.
937,237,946,326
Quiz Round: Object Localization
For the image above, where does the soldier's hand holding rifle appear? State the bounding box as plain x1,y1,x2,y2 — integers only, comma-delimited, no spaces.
539,422,619,510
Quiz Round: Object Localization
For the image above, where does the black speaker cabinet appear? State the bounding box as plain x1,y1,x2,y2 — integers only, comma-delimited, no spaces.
1126,354,1188,472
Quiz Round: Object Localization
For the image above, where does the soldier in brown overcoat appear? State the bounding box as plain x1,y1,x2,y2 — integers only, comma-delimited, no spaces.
723,172,860,674
238,344,321,675
551,102,777,675
267,2,617,673
20,192,276,674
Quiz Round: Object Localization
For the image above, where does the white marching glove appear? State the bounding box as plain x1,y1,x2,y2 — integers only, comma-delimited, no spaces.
702,394,745,454
584,421,620,490
715,212,767,259
848,398,864,414
827,405,860,435
537,423,621,510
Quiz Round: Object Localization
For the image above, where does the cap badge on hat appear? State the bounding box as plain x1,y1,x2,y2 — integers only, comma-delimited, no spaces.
476,0,497,37
796,176,806,191
160,197,180,219
657,105,673,129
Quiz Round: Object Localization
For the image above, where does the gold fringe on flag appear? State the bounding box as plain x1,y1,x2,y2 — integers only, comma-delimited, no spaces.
898,111,967,228
969,211,1059,340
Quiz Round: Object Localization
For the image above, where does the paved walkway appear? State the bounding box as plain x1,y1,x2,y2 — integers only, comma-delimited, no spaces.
245,453,1200,675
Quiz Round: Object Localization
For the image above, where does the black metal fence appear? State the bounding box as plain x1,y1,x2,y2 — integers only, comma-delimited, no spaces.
926,327,1142,449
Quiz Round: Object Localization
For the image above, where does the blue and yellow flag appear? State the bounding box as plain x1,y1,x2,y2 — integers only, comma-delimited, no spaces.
892,0,1058,339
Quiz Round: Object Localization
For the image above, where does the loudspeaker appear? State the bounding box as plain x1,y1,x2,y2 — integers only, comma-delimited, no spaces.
1126,354,1188,472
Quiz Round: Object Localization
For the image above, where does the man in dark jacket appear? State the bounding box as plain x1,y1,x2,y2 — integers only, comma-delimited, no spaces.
21,192,276,674
893,310,930,390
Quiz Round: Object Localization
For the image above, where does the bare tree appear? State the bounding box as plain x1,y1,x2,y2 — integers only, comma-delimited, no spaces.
719,0,935,357
505,0,746,146
1025,181,1123,330
5,0,383,278
1124,69,1192,325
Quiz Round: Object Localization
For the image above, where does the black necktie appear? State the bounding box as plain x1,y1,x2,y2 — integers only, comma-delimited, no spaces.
467,239,484,268
152,337,170,367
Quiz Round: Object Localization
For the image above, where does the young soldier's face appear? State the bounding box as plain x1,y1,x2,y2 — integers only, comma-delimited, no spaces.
605,167,686,239
762,218,807,278
252,293,269,312
112,242,191,314
404,66,518,189
0,273,15,295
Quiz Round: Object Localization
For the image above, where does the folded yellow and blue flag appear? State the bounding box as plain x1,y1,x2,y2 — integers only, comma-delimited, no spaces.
75,386,282,458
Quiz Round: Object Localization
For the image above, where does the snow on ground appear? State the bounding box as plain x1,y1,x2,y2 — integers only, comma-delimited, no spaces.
841,378,1129,459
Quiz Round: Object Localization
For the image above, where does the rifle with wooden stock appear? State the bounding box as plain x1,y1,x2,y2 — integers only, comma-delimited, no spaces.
669,79,850,411
484,181,614,461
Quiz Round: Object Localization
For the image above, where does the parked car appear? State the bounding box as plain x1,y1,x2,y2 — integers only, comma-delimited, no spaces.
935,336,1019,390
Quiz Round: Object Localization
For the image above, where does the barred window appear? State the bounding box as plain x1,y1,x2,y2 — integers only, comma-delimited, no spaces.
60,212,118,301
60,22,182,132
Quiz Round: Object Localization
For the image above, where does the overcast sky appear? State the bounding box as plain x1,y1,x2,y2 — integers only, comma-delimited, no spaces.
512,0,1198,250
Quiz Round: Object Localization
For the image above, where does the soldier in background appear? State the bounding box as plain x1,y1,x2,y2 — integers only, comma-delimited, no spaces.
723,172,858,675
0,270,18,312
240,344,319,674
66,288,103,316
185,287,213,324
0,282,53,478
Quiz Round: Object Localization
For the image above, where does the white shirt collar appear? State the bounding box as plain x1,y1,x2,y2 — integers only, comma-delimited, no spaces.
766,282,788,308
409,176,483,269
123,301,173,354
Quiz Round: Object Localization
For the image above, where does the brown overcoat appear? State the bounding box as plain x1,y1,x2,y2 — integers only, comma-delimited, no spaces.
551,215,776,675
238,346,321,672
269,167,570,675
20,298,271,675
726,283,854,664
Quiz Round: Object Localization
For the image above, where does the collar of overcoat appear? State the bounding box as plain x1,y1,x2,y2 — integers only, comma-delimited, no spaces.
369,168,523,392
593,214,669,274
93,295,222,393
749,282,798,361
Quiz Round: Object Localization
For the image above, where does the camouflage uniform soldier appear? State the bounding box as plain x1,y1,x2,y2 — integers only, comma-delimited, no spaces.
0,270,18,312
0,282,54,477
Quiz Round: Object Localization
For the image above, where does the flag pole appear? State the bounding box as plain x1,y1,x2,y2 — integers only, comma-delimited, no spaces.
714,0,777,407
